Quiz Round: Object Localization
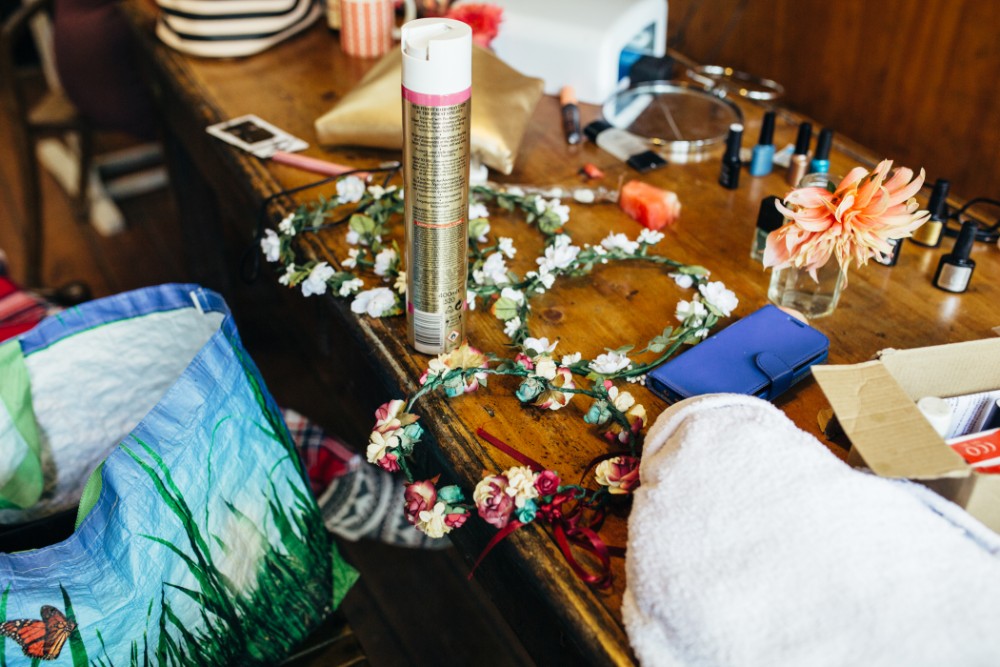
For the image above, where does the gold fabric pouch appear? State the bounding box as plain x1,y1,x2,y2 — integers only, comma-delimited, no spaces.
314,46,544,174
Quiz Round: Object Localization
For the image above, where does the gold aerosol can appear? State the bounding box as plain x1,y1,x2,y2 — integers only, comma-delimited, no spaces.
401,18,472,354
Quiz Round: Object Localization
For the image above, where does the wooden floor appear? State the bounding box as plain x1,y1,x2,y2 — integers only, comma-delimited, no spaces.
0,68,533,667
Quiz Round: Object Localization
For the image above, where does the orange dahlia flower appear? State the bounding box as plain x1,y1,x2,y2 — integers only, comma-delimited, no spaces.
764,160,930,279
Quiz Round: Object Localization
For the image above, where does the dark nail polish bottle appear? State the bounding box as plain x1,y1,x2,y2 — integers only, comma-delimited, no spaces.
719,123,743,189
910,179,950,247
933,220,977,292
874,237,903,266
749,111,776,177
808,128,833,174
750,195,784,262
786,122,812,186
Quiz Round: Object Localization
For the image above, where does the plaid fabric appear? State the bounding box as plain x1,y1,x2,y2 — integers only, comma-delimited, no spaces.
282,408,444,548
282,408,358,495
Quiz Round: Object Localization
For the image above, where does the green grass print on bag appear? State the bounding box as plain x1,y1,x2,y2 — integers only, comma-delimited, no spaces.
0,285,356,666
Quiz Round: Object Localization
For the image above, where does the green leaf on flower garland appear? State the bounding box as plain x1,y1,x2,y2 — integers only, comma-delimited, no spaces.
469,217,490,239
492,297,519,321
497,197,515,212
349,214,376,235
645,327,674,353
537,211,563,235
677,264,710,276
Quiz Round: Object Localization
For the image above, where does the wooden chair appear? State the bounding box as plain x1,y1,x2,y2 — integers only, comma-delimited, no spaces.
0,0,91,287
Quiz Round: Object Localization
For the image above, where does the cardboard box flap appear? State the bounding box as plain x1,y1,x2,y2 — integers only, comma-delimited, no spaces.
813,362,969,479
877,338,1000,400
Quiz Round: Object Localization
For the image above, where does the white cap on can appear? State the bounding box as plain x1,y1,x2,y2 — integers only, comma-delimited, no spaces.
916,396,953,437
401,18,472,96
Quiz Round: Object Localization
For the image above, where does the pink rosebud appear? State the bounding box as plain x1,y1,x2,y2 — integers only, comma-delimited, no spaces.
403,479,438,525
473,474,515,529
536,489,576,522
595,456,640,495
377,452,401,473
534,470,561,496
445,512,469,529
514,353,534,370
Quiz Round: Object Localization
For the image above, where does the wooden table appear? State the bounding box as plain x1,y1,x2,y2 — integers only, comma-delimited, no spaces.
122,5,1000,664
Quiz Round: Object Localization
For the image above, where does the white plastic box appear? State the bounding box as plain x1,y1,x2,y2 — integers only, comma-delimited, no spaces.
466,0,667,105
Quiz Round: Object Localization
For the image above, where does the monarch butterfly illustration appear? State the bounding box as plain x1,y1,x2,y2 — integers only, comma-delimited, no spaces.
0,604,77,661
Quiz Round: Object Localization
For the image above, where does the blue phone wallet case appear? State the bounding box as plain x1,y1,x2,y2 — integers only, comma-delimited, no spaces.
647,304,830,403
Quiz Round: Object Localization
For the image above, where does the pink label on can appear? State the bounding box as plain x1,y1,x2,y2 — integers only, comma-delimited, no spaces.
402,86,472,107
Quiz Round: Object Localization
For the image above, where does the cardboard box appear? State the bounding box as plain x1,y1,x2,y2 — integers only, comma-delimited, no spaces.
812,338,1000,533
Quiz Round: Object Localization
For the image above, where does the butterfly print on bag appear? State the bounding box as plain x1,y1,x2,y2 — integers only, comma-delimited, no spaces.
0,604,77,661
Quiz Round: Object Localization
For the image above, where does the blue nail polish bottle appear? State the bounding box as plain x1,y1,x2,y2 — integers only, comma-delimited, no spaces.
808,128,834,174
749,111,776,177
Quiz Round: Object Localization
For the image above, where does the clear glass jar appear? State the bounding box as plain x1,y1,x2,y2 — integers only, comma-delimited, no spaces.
797,171,837,189
767,259,845,319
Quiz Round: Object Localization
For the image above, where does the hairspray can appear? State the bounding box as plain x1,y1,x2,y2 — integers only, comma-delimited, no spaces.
401,18,472,354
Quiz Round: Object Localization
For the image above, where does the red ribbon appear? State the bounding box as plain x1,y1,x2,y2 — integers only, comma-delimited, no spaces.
469,429,625,588
476,428,543,471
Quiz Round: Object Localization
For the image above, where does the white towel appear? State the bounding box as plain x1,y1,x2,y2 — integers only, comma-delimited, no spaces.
623,394,1000,667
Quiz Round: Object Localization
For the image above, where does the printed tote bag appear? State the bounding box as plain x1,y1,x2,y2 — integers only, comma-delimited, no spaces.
0,284,356,665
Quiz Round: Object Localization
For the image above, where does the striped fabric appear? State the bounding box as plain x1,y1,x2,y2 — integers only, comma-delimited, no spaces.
283,407,444,548
340,0,393,58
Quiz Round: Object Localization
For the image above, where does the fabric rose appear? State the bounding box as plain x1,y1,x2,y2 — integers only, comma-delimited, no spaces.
534,366,575,410
533,356,558,381
366,429,396,464
373,399,417,433
515,376,544,403
404,479,438,526
444,508,469,529
605,402,648,445
504,466,540,508
415,502,450,538
595,456,641,494
536,489,577,522
534,470,561,497
420,344,490,396
473,474,515,528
